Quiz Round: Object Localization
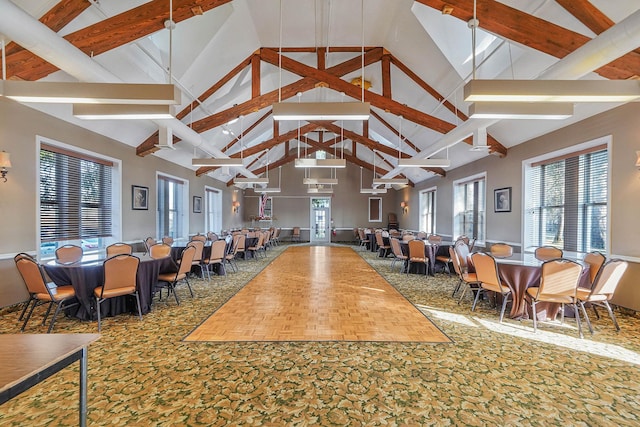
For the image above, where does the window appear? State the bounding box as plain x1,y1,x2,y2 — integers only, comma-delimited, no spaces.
420,187,436,234
524,142,608,254
39,141,118,256
453,173,486,244
205,187,222,233
157,174,187,239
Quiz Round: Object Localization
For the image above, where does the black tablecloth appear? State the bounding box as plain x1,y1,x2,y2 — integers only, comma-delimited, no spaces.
45,254,174,321
399,241,440,276
171,242,228,275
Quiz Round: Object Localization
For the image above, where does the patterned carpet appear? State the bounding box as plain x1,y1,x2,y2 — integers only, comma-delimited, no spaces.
1,243,639,426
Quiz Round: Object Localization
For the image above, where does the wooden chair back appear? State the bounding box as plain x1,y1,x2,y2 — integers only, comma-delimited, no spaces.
106,243,132,257
490,243,513,258
590,259,627,299
471,252,505,293
390,238,404,258
534,246,563,261
408,239,426,261
187,240,205,263
162,236,174,245
210,240,227,262
149,243,172,259
55,244,83,264
583,251,606,285
191,234,207,242
535,259,582,300
100,254,139,297
15,254,51,297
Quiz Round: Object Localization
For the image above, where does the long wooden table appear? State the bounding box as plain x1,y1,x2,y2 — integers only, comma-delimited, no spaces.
0,334,100,427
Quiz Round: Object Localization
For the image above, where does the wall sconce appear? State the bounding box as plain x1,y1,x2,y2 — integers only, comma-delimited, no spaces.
232,201,240,213
0,151,11,182
400,201,408,215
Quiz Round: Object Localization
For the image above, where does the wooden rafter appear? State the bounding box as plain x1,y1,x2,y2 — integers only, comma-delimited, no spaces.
414,0,640,80
259,48,507,157
221,110,272,153
5,0,90,57
137,47,384,156
5,0,233,81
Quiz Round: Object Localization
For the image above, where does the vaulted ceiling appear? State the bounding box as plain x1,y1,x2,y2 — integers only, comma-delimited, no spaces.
2,0,639,186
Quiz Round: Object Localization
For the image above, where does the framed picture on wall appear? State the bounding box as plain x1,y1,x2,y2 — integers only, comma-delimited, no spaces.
494,187,511,213
193,196,202,213
368,197,382,222
132,185,149,210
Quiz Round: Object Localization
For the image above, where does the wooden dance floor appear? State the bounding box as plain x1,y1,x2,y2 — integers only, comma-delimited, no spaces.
184,246,450,342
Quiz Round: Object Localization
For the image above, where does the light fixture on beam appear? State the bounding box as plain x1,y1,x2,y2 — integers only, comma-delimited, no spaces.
307,187,334,194
273,102,370,121
73,104,174,120
303,178,339,185
233,177,270,185
372,178,408,186
468,102,573,120
397,158,451,168
295,158,346,168
0,81,181,104
192,158,244,167
258,187,281,193
360,188,387,194
463,79,640,103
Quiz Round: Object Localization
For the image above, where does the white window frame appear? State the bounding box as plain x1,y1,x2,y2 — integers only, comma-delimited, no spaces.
419,186,437,234
205,186,222,234
36,136,122,259
368,197,382,222
452,172,487,245
522,136,611,254
156,172,189,240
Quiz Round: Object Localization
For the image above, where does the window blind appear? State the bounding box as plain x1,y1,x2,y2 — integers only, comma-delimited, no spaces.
420,189,436,234
524,148,607,253
40,146,113,242
454,176,485,243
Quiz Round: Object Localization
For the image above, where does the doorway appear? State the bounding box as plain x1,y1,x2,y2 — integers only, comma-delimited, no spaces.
310,198,331,243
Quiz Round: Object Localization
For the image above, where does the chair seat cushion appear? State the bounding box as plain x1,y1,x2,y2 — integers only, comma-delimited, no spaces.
435,256,450,262
37,285,76,301
95,286,136,298
462,273,478,282
527,287,574,303
410,257,426,262
576,288,609,301
158,272,186,282
482,282,509,294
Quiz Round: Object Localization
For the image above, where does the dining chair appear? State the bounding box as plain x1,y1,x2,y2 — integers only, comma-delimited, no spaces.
416,231,427,240
208,239,228,277
235,234,246,260
248,232,266,259
375,232,392,257
144,237,157,254
526,259,584,337
450,246,481,302
291,226,301,242
161,236,174,245
470,252,512,323
357,228,370,250
534,246,563,261
106,242,133,257
490,243,513,258
191,234,207,242
583,251,606,286
14,253,79,333
149,243,172,259
272,227,281,246
407,239,429,276
427,234,443,245
157,245,197,305
389,238,408,273
577,259,628,334
224,235,240,273
402,234,415,242
55,244,83,264
95,254,141,332
187,240,206,278
207,231,218,242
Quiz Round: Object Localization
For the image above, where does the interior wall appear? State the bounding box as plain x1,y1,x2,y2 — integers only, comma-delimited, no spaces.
0,97,231,307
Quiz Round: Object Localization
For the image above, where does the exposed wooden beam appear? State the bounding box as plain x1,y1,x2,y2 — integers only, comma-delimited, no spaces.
260,48,507,156
221,110,272,153
251,53,261,98
381,53,392,99
316,122,410,160
176,55,253,120
414,0,640,80
302,136,389,175
6,0,233,80
370,110,420,153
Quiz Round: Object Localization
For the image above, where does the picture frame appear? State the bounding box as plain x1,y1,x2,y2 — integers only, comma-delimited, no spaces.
132,185,149,210
193,196,202,213
494,187,512,213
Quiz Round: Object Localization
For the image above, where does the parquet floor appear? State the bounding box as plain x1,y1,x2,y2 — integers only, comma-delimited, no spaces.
184,246,451,342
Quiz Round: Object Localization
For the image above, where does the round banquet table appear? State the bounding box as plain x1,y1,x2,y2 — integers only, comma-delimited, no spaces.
44,253,174,321
171,240,231,275
495,254,591,321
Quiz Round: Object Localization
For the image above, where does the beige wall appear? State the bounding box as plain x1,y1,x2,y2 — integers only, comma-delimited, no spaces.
408,102,640,310
0,97,231,306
